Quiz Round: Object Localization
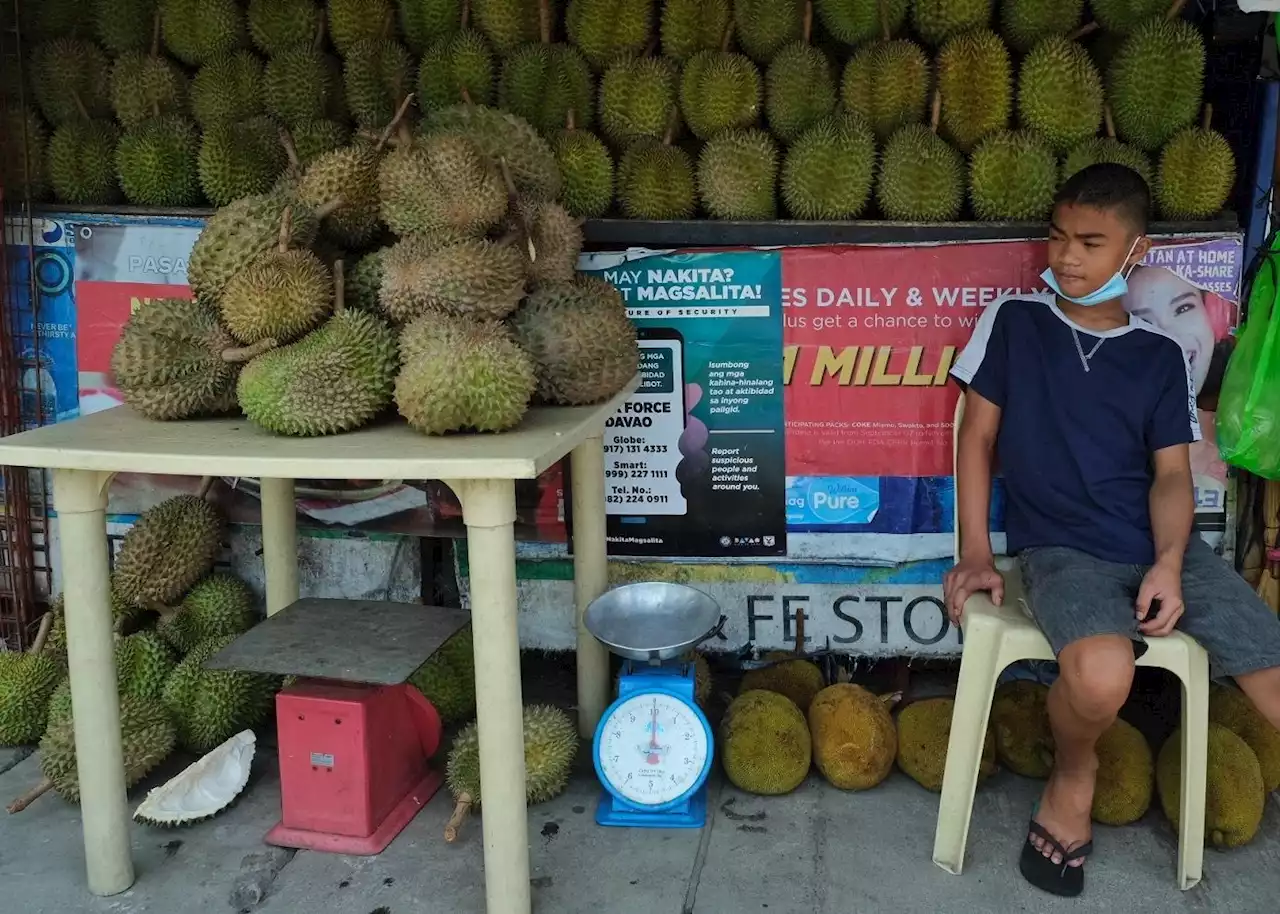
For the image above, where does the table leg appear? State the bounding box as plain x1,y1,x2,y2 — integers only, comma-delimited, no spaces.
52,468,133,896
570,436,609,738
259,477,298,616
446,478,530,914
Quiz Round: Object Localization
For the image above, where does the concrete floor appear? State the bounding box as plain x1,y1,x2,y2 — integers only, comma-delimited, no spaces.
2,737,1279,914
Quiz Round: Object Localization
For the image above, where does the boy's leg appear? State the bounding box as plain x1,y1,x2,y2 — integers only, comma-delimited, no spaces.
1019,547,1145,867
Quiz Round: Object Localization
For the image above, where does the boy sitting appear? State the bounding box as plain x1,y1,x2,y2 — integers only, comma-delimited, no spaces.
943,163,1280,898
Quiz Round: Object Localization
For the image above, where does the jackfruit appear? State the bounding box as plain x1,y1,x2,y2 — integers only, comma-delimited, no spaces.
247,0,320,55
1,108,50,202
1061,136,1152,186
552,120,614,218
418,28,496,114
895,697,997,791
617,137,697,219
679,50,762,141
840,39,930,142
913,0,994,47
815,0,909,45
697,128,778,220
1156,118,1235,221
160,634,278,754
265,46,344,128
110,51,189,129
160,0,248,67
115,115,203,207
1091,716,1153,826
198,116,290,206
739,658,824,713
399,0,462,52
395,313,537,435
1089,0,1169,35
506,199,584,286
990,680,1053,777
471,0,552,55
1208,683,1280,793
0,619,62,746
510,277,640,406
734,0,804,64
765,13,837,144
48,120,123,205
31,39,114,128
327,0,395,55
937,29,1011,153
115,632,179,703
565,0,654,72
661,0,731,62
781,114,876,220
378,131,508,236
94,0,161,55
380,236,527,322
190,51,266,127
498,42,594,136
999,0,1082,52
1157,723,1265,848
1017,37,1103,153
344,39,415,130
288,119,352,165
424,103,563,201
969,129,1058,221
808,683,896,790
720,690,812,795
1107,18,1204,151
599,57,679,147
157,572,257,655
406,624,475,722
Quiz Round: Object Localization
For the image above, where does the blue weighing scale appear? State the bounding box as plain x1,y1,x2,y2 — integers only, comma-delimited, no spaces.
584,582,724,830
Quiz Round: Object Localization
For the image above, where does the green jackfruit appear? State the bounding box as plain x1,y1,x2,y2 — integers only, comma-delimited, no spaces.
110,51,189,129
418,29,496,114
190,51,266,127
896,697,997,792
990,680,1053,777
31,39,114,128
721,690,811,795
1017,37,1103,153
937,29,1011,153
733,0,803,64
48,120,123,205
1157,723,1265,848
247,0,320,55
1156,121,1235,221
781,114,876,220
815,0,909,45
160,0,247,67
913,0,994,47
1091,716,1153,825
565,0,655,72
1107,18,1204,151
160,635,278,754
1208,684,1280,794
198,115,289,206
841,39,930,142
327,0,395,55
969,129,1058,221
999,0,1082,53
399,0,462,52
115,115,202,207
739,658,825,713
552,123,614,218
616,137,696,219
808,683,897,790
498,42,594,136
661,0,731,62
698,128,778,220
599,57,679,146
679,50,762,141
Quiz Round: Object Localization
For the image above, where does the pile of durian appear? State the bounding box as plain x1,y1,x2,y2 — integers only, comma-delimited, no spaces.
1,0,1235,223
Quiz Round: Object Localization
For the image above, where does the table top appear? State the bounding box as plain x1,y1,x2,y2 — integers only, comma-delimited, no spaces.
0,376,638,480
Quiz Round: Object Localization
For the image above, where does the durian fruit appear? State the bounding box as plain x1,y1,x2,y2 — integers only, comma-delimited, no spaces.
895,697,997,792
1091,716,1153,826
510,276,640,406
115,632,180,703
160,634,278,754
406,624,475,722
112,488,224,609
380,236,527,322
782,114,876,220
48,119,123,205
160,0,248,67
220,207,333,345
1060,107,1152,185
156,572,257,655
378,130,508,237
30,39,114,127
875,92,965,222
697,128,779,220
617,131,697,220
237,263,400,436
999,0,1083,53
599,57,679,148
116,115,202,207
1157,723,1265,849
765,4,837,145
94,0,161,55
6,695,177,813
300,110,406,247
661,0,732,62
418,2,496,114
347,249,388,312
327,0,396,55
564,0,655,72
265,39,344,128
198,116,290,206
0,614,62,746
247,0,321,55
506,199,584,286
1017,37,1103,154
395,313,537,435
1107,16,1204,152
990,679,1053,777
190,51,266,127
498,3,593,136
739,657,825,712
21,0,95,43
399,0,463,52
0,108,51,202
1089,0,1169,35
841,37,930,143
1208,683,1280,793
44,677,74,729
679,47,763,141
344,39,415,131
110,26,190,129
551,112,615,218
937,29,1011,153
969,129,1058,221
733,0,804,64
288,120,352,166
424,102,564,201
808,683,897,790
1156,107,1235,221
815,0,909,45
471,0,550,55
912,0,995,47
720,690,811,795
443,704,578,842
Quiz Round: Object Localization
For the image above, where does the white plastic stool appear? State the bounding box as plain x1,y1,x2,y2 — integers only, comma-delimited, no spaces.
931,393,1211,891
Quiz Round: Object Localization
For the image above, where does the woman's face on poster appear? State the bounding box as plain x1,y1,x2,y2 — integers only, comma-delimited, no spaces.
1123,266,1214,394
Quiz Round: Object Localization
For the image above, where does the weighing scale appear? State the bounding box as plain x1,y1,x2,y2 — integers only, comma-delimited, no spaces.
584,582,725,830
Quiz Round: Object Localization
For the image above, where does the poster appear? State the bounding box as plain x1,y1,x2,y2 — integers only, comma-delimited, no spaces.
572,249,787,558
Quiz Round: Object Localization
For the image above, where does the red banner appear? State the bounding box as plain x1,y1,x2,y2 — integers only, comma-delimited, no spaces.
75,280,192,375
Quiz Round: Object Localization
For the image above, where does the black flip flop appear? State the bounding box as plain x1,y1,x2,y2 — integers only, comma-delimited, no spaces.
1019,817,1093,898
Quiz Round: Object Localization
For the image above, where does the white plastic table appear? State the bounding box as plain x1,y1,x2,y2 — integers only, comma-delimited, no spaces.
0,377,637,914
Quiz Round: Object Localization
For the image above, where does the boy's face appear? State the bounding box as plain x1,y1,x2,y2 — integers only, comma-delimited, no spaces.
1046,202,1151,301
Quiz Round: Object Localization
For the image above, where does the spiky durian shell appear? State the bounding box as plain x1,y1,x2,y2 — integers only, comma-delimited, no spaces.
1107,18,1205,152
1017,37,1103,154
875,123,965,222
840,39,930,143
1156,126,1235,221
781,113,876,220
968,128,1058,221
937,29,1012,153
617,139,696,219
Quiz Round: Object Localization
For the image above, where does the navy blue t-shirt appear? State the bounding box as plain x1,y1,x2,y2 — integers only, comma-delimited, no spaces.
950,296,1200,565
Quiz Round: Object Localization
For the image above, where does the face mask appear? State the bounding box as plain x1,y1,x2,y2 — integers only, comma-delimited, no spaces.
1041,236,1143,307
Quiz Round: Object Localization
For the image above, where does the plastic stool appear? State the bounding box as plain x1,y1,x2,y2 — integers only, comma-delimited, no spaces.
931,393,1211,891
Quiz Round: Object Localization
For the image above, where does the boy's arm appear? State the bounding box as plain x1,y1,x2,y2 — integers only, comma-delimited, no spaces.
1149,444,1194,572
956,391,1001,563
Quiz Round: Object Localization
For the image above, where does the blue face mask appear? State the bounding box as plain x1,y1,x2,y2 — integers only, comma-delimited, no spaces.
1041,236,1143,307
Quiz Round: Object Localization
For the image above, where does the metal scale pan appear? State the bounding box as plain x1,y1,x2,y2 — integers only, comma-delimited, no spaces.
584,581,724,663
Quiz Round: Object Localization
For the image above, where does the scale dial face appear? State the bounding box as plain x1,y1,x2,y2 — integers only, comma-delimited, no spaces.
597,690,709,807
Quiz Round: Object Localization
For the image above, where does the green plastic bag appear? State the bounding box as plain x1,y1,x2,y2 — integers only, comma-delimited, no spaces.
1217,233,1280,478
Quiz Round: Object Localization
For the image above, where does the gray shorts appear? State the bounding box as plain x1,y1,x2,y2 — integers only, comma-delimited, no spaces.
1016,536,1280,680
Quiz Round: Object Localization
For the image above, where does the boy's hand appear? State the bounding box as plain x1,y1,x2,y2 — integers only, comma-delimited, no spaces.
944,558,1004,626
1136,561,1184,636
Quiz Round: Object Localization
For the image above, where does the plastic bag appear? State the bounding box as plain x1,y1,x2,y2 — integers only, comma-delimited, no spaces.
1217,232,1280,479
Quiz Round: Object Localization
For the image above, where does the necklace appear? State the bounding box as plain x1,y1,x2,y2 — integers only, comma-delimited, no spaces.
1070,327,1105,372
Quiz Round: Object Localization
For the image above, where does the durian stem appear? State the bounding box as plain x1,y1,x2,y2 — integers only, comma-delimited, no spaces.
538,0,551,45
146,600,179,618
1068,22,1099,41
498,157,538,263
720,20,733,53
662,106,679,146
929,89,942,134
278,127,301,170
315,198,345,220
1166,0,1190,19
460,86,474,106
70,90,89,123
879,0,891,42
334,260,346,315
1103,105,1116,139
461,0,471,31
221,338,278,363
195,475,216,500
277,206,293,254
150,9,162,58
376,94,416,152
312,10,326,51
565,108,577,131
444,794,474,842
802,0,813,46
6,778,53,814
28,609,53,656
1202,104,1213,131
